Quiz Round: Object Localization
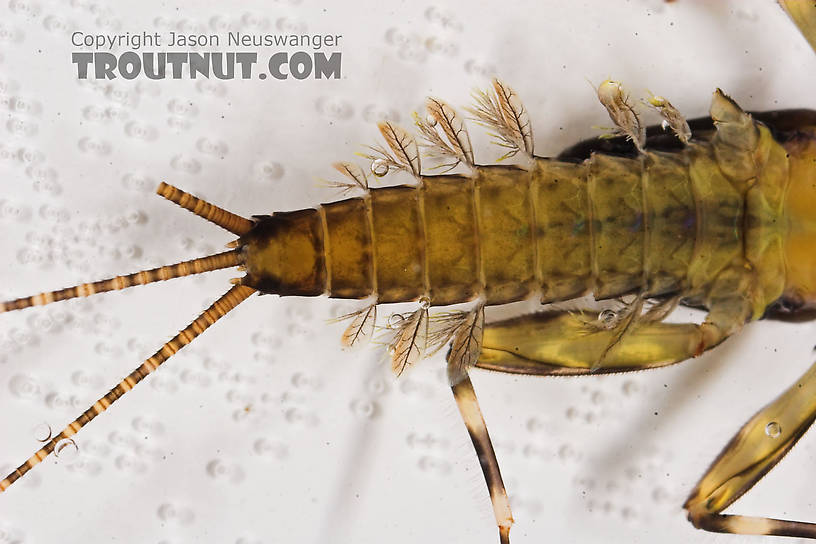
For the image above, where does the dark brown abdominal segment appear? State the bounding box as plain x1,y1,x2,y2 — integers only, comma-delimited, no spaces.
242,209,327,296
421,175,480,305
369,186,425,303
322,197,375,299
475,166,536,304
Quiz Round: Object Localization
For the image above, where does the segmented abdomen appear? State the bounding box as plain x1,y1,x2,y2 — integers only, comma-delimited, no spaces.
243,143,747,307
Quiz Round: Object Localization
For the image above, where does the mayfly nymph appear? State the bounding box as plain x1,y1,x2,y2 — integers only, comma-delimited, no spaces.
4,3,816,543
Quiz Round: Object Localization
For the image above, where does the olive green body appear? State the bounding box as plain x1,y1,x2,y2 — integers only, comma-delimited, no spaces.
241,115,791,315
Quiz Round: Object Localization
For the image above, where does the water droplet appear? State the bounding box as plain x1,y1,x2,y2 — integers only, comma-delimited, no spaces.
765,421,782,438
418,296,431,309
370,158,389,177
425,114,437,127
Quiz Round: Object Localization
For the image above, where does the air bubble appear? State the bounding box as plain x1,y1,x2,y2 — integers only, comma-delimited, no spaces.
283,407,318,427
362,104,400,124
77,136,111,156
195,137,228,156
385,27,410,47
558,443,575,460
65,457,102,477
114,453,148,474
208,15,235,33
157,502,195,525
387,313,405,329
167,116,192,130
398,378,434,398
132,416,165,436
8,327,36,347
195,79,227,97
45,392,80,411
15,146,42,164
32,422,52,442
291,372,322,391
37,203,67,223
43,15,68,33
417,455,451,475
256,160,284,182
122,244,143,259
652,486,669,503
765,421,782,438
205,458,245,483
370,159,389,177
149,375,179,394
622,380,640,396
253,351,276,364
124,121,157,141
24,313,57,336
463,58,497,78
9,374,41,400
350,398,378,419
54,438,79,463
598,309,617,328
71,370,103,389
170,154,202,174
275,16,306,34
242,12,271,30
236,537,264,544
108,430,136,450
365,376,388,397
252,438,288,460
315,96,353,120
0,523,25,543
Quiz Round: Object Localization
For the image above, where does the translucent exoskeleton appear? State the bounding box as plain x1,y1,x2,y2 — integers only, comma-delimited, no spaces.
2,2,816,543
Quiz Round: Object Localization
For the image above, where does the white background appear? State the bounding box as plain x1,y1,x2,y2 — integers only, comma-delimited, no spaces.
1,1,816,543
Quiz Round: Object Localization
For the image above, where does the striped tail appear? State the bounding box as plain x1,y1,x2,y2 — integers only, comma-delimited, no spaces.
0,283,256,492
0,249,244,313
156,182,254,235
1,183,254,313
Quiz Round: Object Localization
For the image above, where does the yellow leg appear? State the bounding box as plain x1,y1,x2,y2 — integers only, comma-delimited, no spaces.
685,359,816,538
475,309,726,376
